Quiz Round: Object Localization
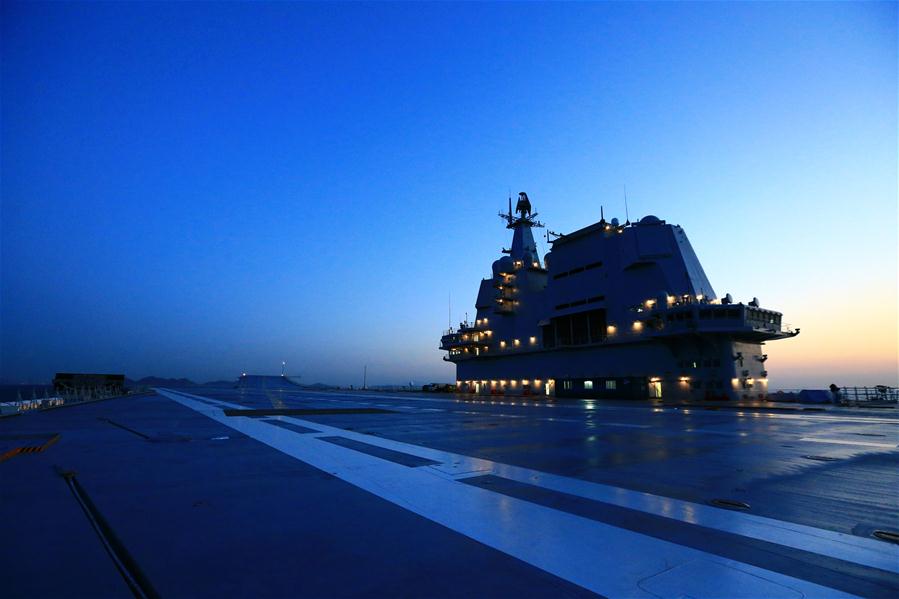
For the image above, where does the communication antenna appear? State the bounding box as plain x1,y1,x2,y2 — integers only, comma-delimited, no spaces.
448,292,452,330
600,205,606,225
624,185,631,225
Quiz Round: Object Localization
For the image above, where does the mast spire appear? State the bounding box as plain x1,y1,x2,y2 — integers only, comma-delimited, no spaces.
624,185,630,225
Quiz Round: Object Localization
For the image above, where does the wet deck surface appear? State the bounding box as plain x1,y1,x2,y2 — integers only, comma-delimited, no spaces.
2,384,898,598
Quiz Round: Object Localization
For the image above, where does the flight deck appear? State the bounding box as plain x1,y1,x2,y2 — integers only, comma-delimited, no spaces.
2,382,898,598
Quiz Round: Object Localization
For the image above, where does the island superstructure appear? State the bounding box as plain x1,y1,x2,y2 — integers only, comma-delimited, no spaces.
440,193,798,401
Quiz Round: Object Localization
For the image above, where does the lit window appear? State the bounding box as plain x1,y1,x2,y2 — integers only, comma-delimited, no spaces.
605,380,616,390
584,381,594,390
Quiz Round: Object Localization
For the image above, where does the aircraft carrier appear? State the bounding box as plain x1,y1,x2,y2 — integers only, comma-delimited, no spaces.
2,376,898,598
441,193,798,402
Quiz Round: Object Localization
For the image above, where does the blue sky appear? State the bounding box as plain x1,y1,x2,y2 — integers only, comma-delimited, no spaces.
2,1,896,387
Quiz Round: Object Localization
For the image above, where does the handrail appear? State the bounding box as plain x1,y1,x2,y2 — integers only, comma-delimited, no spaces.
839,386,898,405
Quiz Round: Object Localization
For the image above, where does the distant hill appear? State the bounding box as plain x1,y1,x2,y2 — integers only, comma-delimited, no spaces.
123,376,340,391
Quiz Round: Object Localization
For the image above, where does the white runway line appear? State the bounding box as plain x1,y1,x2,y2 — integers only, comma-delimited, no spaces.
157,389,895,595
799,437,898,449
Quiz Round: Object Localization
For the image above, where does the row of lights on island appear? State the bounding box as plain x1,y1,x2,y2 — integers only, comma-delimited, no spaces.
458,378,553,388
498,336,538,349
464,293,726,351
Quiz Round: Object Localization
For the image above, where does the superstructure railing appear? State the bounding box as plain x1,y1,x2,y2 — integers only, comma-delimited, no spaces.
839,386,898,405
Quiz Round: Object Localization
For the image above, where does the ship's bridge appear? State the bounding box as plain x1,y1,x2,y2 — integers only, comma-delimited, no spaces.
440,319,494,359
632,296,798,343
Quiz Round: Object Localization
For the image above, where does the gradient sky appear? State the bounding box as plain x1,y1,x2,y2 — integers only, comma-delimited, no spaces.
2,1,896,388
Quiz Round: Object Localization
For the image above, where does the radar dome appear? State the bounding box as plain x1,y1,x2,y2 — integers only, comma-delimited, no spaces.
496,256,514,275
639,215,661,225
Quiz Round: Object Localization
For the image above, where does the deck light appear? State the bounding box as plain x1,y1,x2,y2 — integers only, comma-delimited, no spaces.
679,376,690,383
607,325,616,335
650,377,661,382
632,321,643,331
500,340,507,348
529,336,537,345
514,339,520,346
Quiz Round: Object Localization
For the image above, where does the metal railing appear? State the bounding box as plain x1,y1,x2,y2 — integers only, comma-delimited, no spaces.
839,386,898,405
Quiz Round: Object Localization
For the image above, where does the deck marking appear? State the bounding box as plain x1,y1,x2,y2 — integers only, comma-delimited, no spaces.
157,389,859,598
158,388,899,575
157,389,896,595
798,437,898,449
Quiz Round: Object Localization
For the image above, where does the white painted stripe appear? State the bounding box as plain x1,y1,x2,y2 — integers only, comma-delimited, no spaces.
157,389,857,598
799,437,898,449
158,389,899,573
734,412,899,426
